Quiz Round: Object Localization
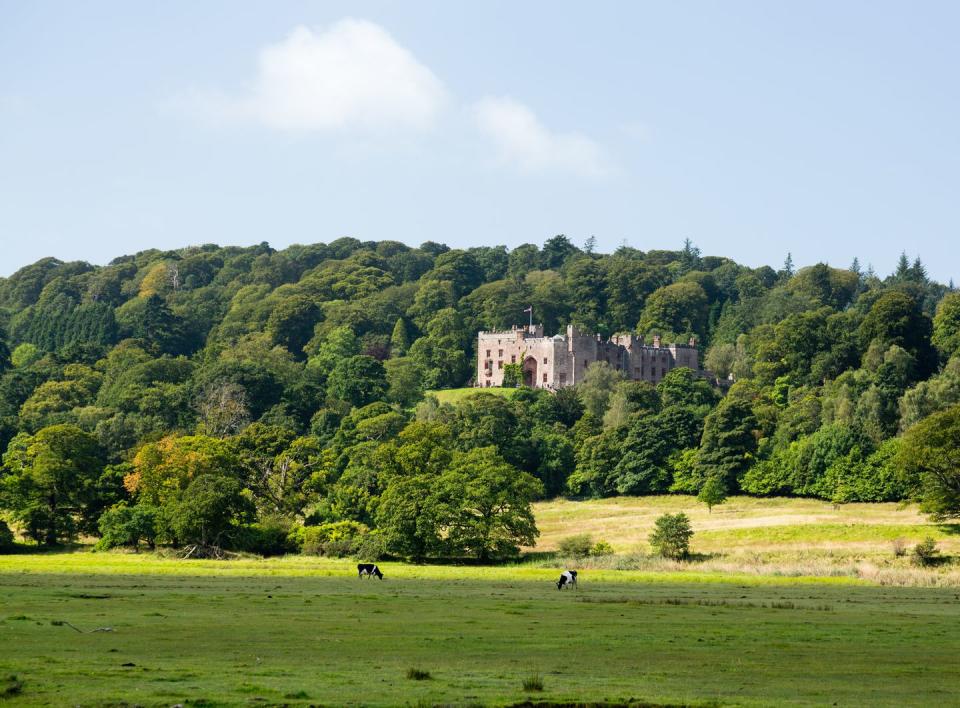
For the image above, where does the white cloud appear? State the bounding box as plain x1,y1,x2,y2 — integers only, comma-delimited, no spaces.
188,19,446,133
473,96,609,177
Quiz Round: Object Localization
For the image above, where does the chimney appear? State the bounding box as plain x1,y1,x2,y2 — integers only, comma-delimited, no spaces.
689,336,697,347
653,334,661,348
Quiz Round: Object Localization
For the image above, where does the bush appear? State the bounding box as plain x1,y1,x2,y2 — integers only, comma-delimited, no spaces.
891,538,907,558
590,540,614,556
405,668,431,681
353,530,386,561
557,533,593,558
237,517,296,556
291,521,372,558
0,521,14,552
912,537,940,566
94,503,157,551
649,512,693,560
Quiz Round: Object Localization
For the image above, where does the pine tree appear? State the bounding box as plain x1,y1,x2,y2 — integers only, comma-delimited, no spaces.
679,238,701,273
390,318,410,357
780,253,795,280
849,257,861,275
583,235,597,254
894,252,911,281
910,257,927,283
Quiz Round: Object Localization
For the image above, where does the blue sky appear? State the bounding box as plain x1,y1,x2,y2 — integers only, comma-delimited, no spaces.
1,2,957,281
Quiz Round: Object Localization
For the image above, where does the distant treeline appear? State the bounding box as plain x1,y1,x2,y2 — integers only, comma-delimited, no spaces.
0,237,958,558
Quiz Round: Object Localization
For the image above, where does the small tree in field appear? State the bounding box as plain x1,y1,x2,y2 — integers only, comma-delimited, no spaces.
912,537,940,567
649,512,693,560
698,476,727,513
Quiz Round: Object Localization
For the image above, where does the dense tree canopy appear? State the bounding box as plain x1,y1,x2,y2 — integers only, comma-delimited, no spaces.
0,237,955,553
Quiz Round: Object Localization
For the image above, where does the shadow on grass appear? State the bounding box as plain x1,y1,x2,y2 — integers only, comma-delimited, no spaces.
0,542,89,556
913,555,953,568
937,524,960,536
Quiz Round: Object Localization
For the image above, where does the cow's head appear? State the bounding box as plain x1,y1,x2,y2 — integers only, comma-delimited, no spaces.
556,578,564,590
374,568,384,580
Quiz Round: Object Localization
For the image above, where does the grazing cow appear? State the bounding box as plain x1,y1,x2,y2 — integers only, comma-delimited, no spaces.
556,570,578,590
357,563,384,580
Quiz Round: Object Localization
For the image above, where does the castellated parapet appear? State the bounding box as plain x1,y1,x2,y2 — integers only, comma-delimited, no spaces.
477,324,700,389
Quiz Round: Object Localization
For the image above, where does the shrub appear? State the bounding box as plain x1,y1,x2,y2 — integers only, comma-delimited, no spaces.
406,668,431,681
522,673,544,692
0,522,14,552
353,530,386,561
557,533,593,558
590,540,614,556
891,538,907,558
649,512,693,560
94,503,157,551
238,517,296,556
912,537,940,566
291,521,372,558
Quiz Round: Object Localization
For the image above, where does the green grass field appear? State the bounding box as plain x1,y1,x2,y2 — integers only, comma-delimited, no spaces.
1,553,959,706
426,387,515,405
3,497,960,705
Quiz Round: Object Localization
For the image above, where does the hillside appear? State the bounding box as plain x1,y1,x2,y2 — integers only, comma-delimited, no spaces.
0,237,958,562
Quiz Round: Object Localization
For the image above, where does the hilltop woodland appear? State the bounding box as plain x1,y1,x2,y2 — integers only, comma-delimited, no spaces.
0,237,959,560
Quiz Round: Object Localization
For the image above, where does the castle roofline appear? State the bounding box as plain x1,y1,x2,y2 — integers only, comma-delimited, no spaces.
478,326,697,349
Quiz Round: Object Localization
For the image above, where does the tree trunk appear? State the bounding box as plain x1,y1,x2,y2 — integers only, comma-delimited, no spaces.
45,494,58,546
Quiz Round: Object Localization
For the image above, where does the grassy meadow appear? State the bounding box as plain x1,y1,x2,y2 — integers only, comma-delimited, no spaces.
2,554,960,707
533,496,960,586
2,497,960,706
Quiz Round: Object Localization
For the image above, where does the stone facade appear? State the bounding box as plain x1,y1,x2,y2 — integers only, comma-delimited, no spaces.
477,325,700,389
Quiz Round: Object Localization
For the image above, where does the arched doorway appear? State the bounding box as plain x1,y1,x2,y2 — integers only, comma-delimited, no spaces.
522,356,538,387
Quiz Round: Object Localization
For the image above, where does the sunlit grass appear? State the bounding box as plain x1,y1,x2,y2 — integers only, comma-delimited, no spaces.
533,495,951,551
0,562,957,706
0,550,864,586
426,387,514,404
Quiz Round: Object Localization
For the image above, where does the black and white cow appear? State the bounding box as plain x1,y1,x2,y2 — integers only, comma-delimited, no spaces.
357,563,384,580
556,570,578,590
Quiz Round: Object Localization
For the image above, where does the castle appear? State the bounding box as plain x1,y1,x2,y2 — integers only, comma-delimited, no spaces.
477,324,700,389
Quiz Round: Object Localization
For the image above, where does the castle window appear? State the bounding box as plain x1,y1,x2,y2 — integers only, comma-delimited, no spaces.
511,355,516,363
498,349,503,357
583,359,589,367
543,357,548,365
542,373,548,382
498,360,503,369
486,350,491,357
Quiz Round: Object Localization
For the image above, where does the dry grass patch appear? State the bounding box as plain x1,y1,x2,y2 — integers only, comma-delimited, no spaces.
530,496,959,585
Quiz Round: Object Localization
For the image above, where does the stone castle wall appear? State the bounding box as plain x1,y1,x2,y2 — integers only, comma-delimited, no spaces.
477,325,701,389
